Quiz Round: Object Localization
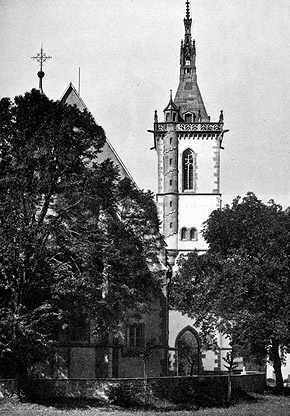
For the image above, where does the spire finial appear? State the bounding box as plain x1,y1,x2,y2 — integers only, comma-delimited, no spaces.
184,0,192,37
186,0,190,20
31,45,52,94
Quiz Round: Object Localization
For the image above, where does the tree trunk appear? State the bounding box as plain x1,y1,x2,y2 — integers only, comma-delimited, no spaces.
227,372,232,404
272,340,283,390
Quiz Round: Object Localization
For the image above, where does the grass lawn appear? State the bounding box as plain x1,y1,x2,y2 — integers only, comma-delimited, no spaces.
1,395,290,416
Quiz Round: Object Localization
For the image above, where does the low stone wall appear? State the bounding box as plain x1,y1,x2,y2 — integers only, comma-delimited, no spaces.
25,373,265,403
0,379,17,398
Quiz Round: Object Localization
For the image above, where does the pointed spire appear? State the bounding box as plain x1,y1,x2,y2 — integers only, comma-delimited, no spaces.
164,89,179,112
175,1,209,120
31,45,52,94
154,110,158,123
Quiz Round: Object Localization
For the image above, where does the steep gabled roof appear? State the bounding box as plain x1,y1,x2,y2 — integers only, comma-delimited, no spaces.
60,83,88,111
60,83,135,183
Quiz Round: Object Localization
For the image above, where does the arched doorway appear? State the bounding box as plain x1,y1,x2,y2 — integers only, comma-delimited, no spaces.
175,326,201,376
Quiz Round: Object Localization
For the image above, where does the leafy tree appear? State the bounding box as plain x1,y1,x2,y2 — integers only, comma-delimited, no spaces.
170,192,290,389
0,90,162,382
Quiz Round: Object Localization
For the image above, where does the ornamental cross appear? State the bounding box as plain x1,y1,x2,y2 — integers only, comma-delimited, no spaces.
31,45,52,71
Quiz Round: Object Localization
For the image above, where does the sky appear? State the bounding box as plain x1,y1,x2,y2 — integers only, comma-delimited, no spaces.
1,0,290,208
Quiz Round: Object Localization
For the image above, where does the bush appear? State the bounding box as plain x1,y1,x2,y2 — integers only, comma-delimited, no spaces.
107,382,152,408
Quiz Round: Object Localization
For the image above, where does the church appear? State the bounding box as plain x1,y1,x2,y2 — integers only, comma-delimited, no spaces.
44,1,232,378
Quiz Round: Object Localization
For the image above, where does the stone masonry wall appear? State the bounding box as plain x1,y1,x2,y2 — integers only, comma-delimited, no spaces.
22,373,265,402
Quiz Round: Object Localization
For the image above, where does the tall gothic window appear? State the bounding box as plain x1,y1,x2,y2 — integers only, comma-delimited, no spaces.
183,149,195,190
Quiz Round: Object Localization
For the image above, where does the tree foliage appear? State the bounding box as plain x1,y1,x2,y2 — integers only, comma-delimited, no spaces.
170,192,290,388
0,90,162,379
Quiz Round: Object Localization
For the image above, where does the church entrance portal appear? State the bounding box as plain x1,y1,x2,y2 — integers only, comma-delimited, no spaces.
176,326,201,376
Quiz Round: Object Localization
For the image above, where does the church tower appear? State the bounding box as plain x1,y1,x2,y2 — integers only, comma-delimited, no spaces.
151,0,230,375
152,1,226,268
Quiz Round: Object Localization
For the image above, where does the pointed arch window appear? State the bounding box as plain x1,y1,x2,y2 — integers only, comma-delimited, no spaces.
183,149,196,190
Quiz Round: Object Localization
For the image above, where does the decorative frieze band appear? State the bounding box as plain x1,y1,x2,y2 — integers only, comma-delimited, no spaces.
178,123,223,131
154,122,223,132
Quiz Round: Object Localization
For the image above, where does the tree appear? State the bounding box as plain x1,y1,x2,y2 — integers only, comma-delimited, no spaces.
222,351,239,403
170,192,290,389
0,90,162,382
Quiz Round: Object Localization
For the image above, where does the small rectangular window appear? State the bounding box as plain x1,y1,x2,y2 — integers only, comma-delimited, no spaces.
127,324,145,349
170,201,173,207
169,158,172,165
170,222,173,228
170,138,172,144
170,179,172,186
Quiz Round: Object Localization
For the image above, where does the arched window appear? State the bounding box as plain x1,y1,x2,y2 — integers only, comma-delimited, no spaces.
190,227,198,241
185,113,192,123
180,227,188,241
183,149,195,190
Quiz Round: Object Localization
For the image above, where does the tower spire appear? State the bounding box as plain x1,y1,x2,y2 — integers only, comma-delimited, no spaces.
174,0,208,120
31,45,52,94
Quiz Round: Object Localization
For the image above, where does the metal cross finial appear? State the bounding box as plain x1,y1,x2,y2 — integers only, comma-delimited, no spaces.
31,45,52,71
31,45,52,94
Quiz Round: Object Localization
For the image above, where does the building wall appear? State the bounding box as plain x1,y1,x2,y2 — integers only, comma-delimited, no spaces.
178,135,220,194
54,288,168,379
117,291,168,378
178,194,220,252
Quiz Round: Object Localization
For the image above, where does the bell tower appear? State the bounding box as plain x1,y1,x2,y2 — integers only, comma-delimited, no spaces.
151,1,227,268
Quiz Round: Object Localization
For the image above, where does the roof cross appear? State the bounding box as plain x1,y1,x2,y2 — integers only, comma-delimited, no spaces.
31,45,52,71
31,45,52,94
